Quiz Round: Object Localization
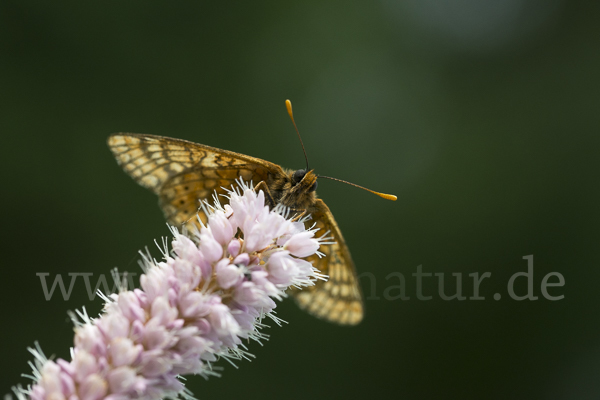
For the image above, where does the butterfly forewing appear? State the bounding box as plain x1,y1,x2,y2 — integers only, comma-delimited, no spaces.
108,133,364,325
108,133,284,230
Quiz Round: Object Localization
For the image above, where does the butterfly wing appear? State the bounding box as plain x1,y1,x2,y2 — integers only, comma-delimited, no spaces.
292,199,364,325
107,133,285,231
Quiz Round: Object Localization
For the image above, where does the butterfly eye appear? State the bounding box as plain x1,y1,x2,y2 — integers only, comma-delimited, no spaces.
309,181,318,192
292,169,306,184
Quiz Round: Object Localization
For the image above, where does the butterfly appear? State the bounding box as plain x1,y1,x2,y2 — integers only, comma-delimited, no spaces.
107,101,396,325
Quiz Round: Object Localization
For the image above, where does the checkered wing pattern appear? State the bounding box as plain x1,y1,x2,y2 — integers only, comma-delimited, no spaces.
108,133,284,231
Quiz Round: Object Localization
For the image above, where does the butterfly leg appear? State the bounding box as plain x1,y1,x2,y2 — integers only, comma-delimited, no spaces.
290,210,307,222
253,181,276,208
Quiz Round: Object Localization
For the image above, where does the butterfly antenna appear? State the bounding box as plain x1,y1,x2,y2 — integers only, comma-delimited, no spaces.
285,99,310,171
317,175,397,201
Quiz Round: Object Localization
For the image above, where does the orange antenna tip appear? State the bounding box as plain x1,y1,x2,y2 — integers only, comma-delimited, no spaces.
285,99,293,120
375,192,397,201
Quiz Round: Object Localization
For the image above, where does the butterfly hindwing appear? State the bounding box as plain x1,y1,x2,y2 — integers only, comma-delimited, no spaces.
292,199,364,325
108,133,285,231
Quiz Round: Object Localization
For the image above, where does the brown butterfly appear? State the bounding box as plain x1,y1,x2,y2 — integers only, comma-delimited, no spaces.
107,100,396,325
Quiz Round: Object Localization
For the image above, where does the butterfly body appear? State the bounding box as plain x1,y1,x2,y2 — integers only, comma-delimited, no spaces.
108,133,363,325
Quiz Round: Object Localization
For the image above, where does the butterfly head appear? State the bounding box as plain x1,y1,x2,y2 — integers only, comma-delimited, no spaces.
291,169,318,192
278,168,318,209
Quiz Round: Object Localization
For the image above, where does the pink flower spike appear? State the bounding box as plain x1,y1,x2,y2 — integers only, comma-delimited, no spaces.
13,180,327,400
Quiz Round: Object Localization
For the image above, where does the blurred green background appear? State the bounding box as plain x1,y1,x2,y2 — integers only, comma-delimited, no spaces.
1,1,599,399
